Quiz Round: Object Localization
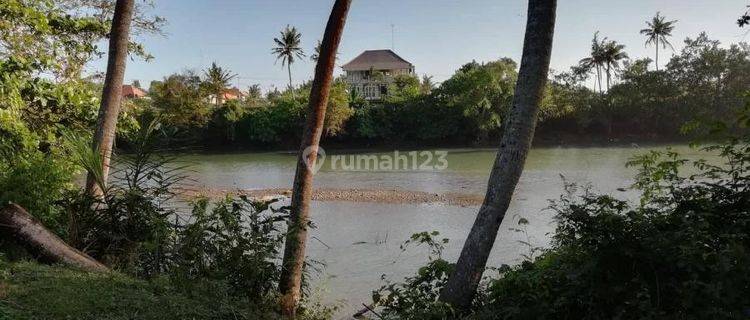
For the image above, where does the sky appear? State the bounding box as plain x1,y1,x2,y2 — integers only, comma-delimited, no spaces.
89,0,750,92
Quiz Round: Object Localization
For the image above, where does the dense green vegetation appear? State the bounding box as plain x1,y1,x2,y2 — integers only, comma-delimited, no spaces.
369,113,750,318
124,32,750,149
2,0,750,318
0,1,332,318
373,136,750,319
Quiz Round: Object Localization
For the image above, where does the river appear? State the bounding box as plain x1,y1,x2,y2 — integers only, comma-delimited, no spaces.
176,144,716,318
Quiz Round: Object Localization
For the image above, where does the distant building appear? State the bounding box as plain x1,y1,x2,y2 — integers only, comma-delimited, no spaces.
342,49,415,100
222,87,244,101
209,87,245,105
121,85,147,99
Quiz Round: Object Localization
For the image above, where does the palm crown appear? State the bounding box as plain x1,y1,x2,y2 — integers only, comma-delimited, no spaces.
579,32,606,92
203,62,236,106
272,25,305,94
640,12,677,70
272,25,305,66
579,32,628,91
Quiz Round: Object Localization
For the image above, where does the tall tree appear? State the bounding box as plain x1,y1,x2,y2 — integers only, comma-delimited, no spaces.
203,62,236,107
438,0,557,310
640,12,677,71
579,32,605,93
272,25,305,97
277,0,352,317
420,75,435,94
601,39,629,90
85,0,134,196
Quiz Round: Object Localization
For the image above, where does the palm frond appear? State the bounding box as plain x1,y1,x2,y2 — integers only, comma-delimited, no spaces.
63,130,106,193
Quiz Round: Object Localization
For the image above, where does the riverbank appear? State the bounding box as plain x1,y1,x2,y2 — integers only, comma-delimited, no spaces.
123,133,700,155
178,187,485,207
0,261,282,320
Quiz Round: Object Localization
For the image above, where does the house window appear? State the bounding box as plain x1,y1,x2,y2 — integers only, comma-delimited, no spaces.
379,85,388,95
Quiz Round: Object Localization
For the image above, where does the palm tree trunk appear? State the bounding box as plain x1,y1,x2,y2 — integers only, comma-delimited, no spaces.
655,44,659,71
278,0,352,317
1,204,109,272
596,66,602,94
288,63,295,99
85,0,134,197
438,0,557,310
606,64,611,91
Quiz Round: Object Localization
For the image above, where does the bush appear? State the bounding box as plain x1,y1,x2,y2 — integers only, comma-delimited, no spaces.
170,196,287,301
0,58,96,232
0,153,73,232
371,134,750,319
371,231,459,319
53,119,332,317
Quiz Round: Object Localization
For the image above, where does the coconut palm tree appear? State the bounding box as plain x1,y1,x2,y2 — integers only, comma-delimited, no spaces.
601,39,629,90
640,12,677,71
311,39,340,64
278,0,352,317
438,0,558,309
310,40,321,62
272,25,305,96
579,32,606,93
202,62,236,107
420,75,435,94
86,0,134,197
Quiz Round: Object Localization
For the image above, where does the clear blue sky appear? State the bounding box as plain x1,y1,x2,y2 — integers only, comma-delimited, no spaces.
89,0,749,92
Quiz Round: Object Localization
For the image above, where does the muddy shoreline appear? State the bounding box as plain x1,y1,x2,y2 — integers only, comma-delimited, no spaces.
177,187,484,207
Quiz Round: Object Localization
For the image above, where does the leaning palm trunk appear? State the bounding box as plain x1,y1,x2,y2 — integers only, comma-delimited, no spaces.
0,204,108,272
85,0,134,196
438,0,557,310
278,0,352,317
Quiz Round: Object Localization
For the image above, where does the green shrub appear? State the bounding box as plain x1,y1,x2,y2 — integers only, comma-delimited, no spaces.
170,196,287,300
371,134,750,319
55,120,331,317
0,58,96,232
371,231,459,319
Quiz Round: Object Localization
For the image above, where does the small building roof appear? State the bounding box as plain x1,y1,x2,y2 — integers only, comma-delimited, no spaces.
342,49,413,71
122,85,147,98
222,87,243,98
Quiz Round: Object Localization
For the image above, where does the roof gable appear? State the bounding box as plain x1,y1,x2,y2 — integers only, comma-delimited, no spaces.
342,49,413,71
122,85,147,97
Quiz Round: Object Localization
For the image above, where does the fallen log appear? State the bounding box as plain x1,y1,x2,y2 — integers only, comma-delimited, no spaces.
0,203,108,272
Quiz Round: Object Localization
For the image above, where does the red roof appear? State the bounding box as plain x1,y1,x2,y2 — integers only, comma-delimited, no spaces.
222,87,244,100
122,85,147,98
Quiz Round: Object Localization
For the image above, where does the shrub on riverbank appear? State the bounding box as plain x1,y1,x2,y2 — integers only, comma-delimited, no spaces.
1,121,333,319
371,129,750,319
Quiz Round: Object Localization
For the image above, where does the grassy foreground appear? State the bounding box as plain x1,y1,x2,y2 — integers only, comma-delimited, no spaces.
0,260,280,320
